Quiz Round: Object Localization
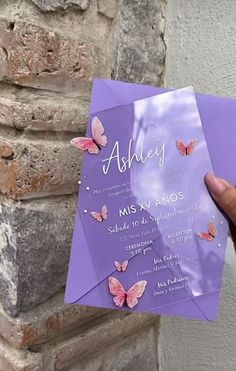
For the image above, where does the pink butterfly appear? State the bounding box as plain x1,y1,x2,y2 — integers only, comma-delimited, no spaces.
71,117,107,154
198,222,217,241
108,277,147,308
90,205,108,222
176,139,197,156
114,260,128,272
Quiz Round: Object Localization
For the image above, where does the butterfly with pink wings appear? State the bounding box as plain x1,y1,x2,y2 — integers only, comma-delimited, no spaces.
108,277,147,308
71,117,107,154
176,139,197,156
90,205,108,222
198,222,217,241
114,260,128,272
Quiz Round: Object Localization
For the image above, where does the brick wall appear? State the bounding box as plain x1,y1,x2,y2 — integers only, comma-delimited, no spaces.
0,0,166,369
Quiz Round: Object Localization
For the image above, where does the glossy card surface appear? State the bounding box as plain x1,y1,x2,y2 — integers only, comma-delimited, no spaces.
65,86,229,321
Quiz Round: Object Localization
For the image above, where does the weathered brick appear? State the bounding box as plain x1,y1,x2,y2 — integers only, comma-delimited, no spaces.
71,326,159,371
31,0,90,11
0,85,89,133
97,0,117,19
0,18,97,92
0,195,75,315
0,337,42,371
0,291,114,350
113,0,166,84
0,0,166,368
0,134,82,199
48,312,158,370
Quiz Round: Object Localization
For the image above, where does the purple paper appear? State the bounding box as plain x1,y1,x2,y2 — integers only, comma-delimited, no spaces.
65,86,229,321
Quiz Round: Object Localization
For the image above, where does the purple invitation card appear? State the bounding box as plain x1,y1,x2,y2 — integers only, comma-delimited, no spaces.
65,87,228,321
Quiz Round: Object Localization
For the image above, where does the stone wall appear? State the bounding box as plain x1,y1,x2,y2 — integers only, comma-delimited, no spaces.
0,0,166,369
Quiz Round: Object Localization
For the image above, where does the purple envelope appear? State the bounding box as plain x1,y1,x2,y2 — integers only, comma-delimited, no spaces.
65,79,236,321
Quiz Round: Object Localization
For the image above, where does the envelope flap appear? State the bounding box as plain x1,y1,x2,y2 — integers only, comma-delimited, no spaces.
91,78,166,114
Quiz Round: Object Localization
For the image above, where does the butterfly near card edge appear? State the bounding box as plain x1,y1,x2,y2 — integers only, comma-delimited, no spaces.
198,222,217,241
71,117,107,154
90,205,108,222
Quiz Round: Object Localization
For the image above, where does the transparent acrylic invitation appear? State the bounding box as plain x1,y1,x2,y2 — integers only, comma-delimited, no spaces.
65,87,228,321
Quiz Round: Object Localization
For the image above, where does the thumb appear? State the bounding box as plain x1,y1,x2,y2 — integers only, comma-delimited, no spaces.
205,173,236,225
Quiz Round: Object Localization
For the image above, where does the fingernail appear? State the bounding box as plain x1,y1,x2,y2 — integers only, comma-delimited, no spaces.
205,173,226,196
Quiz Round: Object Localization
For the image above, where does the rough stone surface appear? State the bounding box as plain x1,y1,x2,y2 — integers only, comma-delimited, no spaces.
31,0,90,12
0,134,82,200
47,312,158,370
0,338,42,371
0,298,159,370
0,84,89,133
0,291,112,349
0,18,97,92
97,0,117,19
0,0,166,368
74,326,159,371
0,0,167,316
113,0,166,84
0,195,76,315
0,288,159,370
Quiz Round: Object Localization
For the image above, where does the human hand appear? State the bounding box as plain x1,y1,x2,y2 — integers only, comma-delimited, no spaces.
205,173,236,244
